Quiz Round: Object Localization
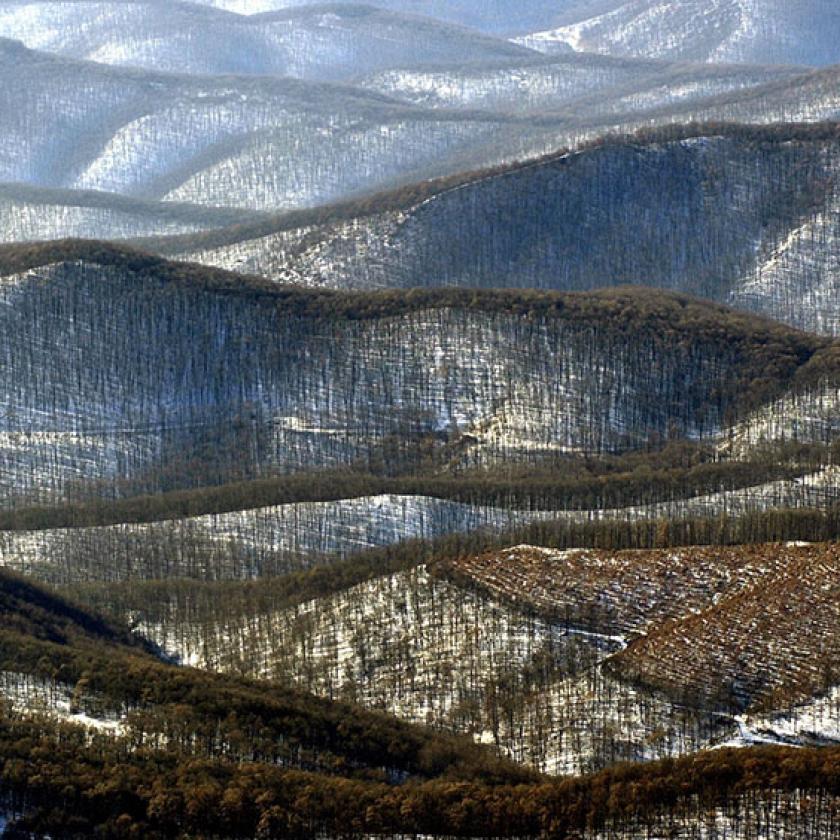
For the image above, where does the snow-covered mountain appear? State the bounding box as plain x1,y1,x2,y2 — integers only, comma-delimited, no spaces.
0,39,545,211
0,1,533,80
4,23,836,229
357,52,800,114
0,183,271,241
516,0,840,67
181,0,609,36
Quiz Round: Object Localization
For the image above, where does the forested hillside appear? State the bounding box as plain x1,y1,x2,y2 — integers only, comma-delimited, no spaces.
4,1,840,836
358,53,802,114
4,560,840,837
0,183,272,243
159,124,840,335
39,538,840,776
184,0,603,35
0,38,547,212
0,242,835,506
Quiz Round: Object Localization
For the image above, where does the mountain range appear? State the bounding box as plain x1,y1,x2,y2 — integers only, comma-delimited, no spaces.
3,1,840,836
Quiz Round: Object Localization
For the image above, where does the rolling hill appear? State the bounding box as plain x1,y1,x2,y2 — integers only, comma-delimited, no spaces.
0,241,833,506
156,124,840,335
53,540,840,776
4,2,840,836
357,52,802,114
4,34,836,231
182,0,616,36
0,182,272,242
0,1,533,80
0,38,544,211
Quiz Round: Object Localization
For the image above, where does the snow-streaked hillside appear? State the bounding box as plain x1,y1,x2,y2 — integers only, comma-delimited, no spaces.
0,247,827,503
4,33,836,227
4,464,840,586
135,564,735,775
720,382,840,457
516,0,840,67
358,54,801,115
0,495,544,584
0,1,532,80
162,128,840,335
0,670,126,735
183,0,604,36
0,39,542,212
127,545,840,775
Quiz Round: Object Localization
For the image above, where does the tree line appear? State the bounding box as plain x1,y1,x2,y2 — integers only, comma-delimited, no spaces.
3,714,840,838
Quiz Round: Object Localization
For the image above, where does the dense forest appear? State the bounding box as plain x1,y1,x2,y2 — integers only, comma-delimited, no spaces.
1,243,838,510
51,540,838,774
3,716,840,837
154,123,840,334
1,565,840,837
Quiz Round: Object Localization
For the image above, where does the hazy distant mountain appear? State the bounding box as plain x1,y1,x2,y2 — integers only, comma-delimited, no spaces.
6,33,834,226
517,0,840,67
0,1,532,80
358,53,802,114
0,182,271,241
183,0,617,36
0,38,547,211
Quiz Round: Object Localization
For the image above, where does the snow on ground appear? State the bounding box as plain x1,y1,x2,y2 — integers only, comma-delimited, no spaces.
586,789,840,839
741,686,840,745
0,494,545,583
732,180,840,336
720,384,840,456
0,670,126,736
4,463,840,585
136,565,735,775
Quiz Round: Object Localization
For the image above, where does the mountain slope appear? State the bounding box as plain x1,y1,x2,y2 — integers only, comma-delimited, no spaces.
6,545,840,837
97,542,840,774
0,241,833,505
612,545,840,711
0,38,543,211
0,182,272,242
4,37,835,220
157,124,840,335
357,52,802,114
0,1,533,80
0,566,529,787
516,0,840,67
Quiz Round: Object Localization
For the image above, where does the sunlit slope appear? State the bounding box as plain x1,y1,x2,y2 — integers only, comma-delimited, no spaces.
160,125,840,335
0,39,539,210
517,0,840,67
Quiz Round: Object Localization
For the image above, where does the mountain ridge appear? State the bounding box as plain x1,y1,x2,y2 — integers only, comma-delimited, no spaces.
144,121,840,335
0,241,835,506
